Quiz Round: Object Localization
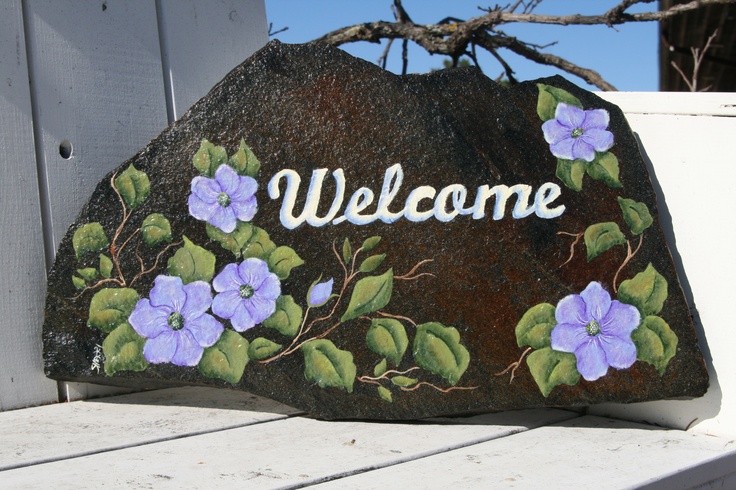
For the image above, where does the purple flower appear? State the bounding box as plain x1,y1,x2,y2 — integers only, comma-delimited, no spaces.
212,258,281,332
542,102,614,162
129,275,224,366
188,164,257,233
551,281,640,381
308,277,334,307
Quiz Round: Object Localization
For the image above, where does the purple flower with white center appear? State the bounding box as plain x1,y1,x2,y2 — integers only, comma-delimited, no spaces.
129,275,224,366
542,102,614,162
212,258,281,332
550,281,640,381
188,164,257,233
307,277,334,307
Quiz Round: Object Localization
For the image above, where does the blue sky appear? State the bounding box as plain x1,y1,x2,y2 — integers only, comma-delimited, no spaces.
265,1,659,91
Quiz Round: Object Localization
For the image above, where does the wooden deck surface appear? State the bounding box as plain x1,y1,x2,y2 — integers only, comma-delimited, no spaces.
2,387,735,489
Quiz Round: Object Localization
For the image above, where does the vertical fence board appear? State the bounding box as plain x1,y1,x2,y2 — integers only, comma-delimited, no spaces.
23,0,170,262
0,0,59,410
156,0,268,121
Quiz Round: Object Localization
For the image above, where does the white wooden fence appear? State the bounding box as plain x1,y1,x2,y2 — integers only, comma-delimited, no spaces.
0,0,268,411
3,0,736,452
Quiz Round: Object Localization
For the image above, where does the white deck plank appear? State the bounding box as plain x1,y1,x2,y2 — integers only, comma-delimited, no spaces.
0,387,301,471
1,406,577,488
312,415,736,490
0,0,59,410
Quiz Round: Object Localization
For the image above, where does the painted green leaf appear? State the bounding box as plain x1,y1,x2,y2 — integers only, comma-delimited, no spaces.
556,159,586,192
340,268,394,322
193,139,227,177
374,358,388,377
228,139,261,178
198,330,249,384
99,254,113,279
301,339,356,393
618,197,653,235
88,288,139,332
413,322,470,386
167,236,216,285
536,84,583,121
114,165,150,209
362,236,381,252
77,267,99,282
584,222,626,261
617,263,668,316
248,337,282,361
391,376,418,388
141,213,172,247
632,315,678,375
206,221,253,258
527,347,581,397
515,303,557,349
268,246,304,280
262,295,303,337
359,254,386,273
73,223,109,259
377,386,393,403
586,151,622,189
102,323,148,376
342,238,352,265
365,318,408,365
72,275,86,290
241,226,277,260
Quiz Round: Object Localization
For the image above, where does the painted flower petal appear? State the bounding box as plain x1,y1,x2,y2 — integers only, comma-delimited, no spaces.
581,129,614,153
143,330,178,364
149,275,186,312
549,138,576,161
230,301,257,332
571,138,596,162
600,334,637,370
229,175,258,203
212,289,243,319
257,274,282,301
214,164,240,196
170,329,204,366
186,313,224,348
245,295,277,324
129,299,170,339
600,300,641,336
213,263,242,293
237,258,271,289
190,176,221,203
580,282,612,322
551,322,590,353
541,119,572,145
230,195,257,223
581,108,610,130
556,293,587,326
208,205,237,233
308,278,334,307
188,193,219,222
179,280,213,319
554,103,585,129
574,339,609,381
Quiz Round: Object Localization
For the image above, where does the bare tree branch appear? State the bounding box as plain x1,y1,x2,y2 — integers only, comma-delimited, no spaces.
310,0,736,91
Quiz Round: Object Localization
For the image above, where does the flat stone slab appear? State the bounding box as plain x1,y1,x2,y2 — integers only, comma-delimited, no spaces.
43,40,708,419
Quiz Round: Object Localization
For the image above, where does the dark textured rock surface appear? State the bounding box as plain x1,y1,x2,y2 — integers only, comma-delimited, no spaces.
44,41,708,419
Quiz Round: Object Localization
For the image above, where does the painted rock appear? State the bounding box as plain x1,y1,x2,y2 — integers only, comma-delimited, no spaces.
43,41,708,419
